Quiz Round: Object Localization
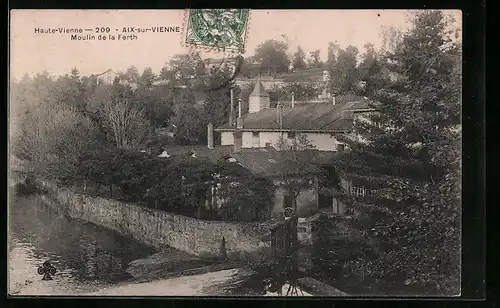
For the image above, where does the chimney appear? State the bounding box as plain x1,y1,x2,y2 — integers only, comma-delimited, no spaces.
291,92,295,108
237,98,243,128
233,130,242,153
238,97,242,118
207,123,214,149
229,87,235,127
279,104,283,129
276,102,281,124
332,95,336,105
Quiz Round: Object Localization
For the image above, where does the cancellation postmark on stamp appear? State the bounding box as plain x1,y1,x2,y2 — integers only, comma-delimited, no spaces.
184,9,250,53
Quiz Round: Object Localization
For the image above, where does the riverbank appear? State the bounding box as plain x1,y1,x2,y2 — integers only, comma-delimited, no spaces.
88,269,242,296
34,178,274,262
87,268,319,296
9,174,348,297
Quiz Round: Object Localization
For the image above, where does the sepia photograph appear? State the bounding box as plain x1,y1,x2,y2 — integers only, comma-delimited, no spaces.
8,9,462,297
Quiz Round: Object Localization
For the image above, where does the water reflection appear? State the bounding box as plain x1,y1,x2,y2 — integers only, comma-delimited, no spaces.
215,251,309,296
9,195,156,295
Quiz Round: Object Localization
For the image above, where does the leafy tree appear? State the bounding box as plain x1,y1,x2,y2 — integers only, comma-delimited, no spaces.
333,10,461,295
357,43,381,82
329,45,360,94
160,52,204,86
137,86,174,130
120,65,140,84
137,67,157,90
379,25,404,53
307,49,323,68
326,42,340,68
218,175,274,222
292,46,307,70
254,39,290,75
274,134,319,216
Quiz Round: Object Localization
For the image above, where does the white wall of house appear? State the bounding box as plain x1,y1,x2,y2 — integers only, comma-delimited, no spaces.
259,132,282,148
221,132,234,146
303,133,341,151
241,131,256,148
220,131,345,151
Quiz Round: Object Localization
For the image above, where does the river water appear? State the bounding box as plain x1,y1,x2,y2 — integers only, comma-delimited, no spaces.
8,194,157,296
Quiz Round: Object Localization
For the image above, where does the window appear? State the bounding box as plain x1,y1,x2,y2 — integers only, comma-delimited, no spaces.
252,132,259,138
288,131,296,138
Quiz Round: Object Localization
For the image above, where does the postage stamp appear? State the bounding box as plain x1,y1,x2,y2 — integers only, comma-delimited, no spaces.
8,9,467,297
184,9,250,52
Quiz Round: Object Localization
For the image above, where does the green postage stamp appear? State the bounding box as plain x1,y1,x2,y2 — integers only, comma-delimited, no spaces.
184,9,250,52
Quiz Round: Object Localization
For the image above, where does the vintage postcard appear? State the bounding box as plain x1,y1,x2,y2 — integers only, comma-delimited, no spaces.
8,9,462,297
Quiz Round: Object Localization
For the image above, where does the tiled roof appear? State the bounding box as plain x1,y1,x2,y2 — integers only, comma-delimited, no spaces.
224,149,345,177
157,145,344,178
216,96,374,132
159,145,233,163
226,151,321,177
94,69,120,78
279,99,331,108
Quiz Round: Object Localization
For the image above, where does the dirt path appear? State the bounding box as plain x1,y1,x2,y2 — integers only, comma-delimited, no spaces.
87,269,240,296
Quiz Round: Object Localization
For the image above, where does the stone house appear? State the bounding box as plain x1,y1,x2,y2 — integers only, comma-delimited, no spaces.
156,78,376,220
93,69,138,89
214,78,375,152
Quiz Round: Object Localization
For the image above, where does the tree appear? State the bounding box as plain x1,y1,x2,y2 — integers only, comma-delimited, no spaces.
273,133,319,216
89,83,150,149
326,42,340,68
379,25,404,53
357,43,380,82
253,39,290,75
160,52,204,85
137,67,156,90
120,66,140,84
217,173,274,222
329,45,360,94
307,49,323,68
292,46,307,70
334,10,461,295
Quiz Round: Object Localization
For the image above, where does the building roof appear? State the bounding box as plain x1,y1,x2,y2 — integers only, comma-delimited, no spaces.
159,145,234,163
156,145,343,178
94,69,118,77
226,150,321,177
216,96,374,132
279,98,331,108
223,148,345,178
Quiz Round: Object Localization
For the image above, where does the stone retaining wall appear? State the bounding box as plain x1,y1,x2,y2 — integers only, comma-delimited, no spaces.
36,179,273,261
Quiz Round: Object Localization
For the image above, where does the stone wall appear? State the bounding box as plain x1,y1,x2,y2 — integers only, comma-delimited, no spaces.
36,180,273,261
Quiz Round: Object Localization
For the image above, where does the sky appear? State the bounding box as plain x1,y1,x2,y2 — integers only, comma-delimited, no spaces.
9,9,461,80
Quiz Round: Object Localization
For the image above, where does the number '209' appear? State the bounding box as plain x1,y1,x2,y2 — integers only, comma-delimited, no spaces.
95,27,111,33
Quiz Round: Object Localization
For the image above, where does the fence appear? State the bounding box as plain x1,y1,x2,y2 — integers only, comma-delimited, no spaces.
349,186,377,197
341,179,377,197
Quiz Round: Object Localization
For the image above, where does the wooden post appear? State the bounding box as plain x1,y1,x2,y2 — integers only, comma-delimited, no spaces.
220,236,228,261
